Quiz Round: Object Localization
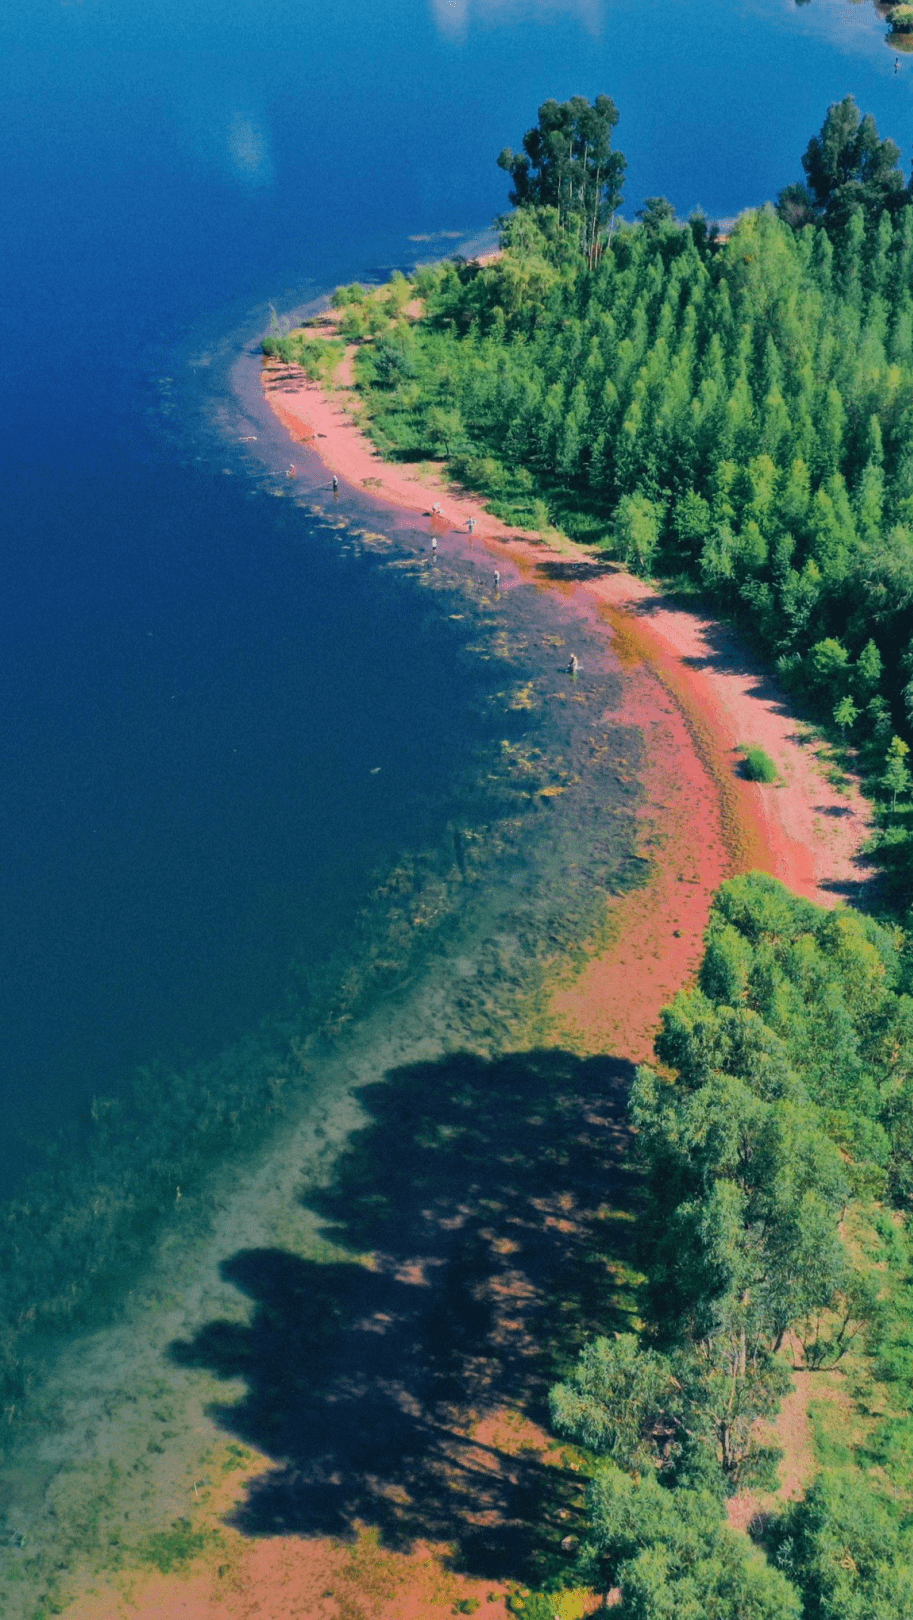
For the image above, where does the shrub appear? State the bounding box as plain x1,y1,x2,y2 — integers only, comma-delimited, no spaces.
741,746,779,783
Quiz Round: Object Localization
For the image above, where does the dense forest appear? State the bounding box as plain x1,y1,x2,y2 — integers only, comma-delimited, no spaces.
279,94,913,907
263,94,913,1618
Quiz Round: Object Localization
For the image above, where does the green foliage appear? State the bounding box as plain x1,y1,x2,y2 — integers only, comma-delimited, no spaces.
773,1474,913,1620
834,695,859,736
549,1333,684,1474
547,872,913,1619
882,735,912,810
261,331,343,379
497,95,626,263
349,101,913,867
614,492,662,575
688,873,906,1180
586,1466,801,1619
889,6,913,36
140,1519,210,1574
742,746,779,783
778,95,909,235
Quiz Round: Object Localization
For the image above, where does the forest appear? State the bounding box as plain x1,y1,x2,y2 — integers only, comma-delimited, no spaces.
550,873,913,1620
264,94,913,1618
288,93,913,908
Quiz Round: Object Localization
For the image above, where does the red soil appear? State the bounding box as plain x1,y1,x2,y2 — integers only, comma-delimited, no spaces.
263,332,872,1060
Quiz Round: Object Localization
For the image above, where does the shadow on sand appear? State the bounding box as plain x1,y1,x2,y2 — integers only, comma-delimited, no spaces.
171,1046,638,1579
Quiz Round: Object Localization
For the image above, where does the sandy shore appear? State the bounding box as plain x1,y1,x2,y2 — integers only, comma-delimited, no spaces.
263,333,873,1061
54,309,874,1620
264,340,871,903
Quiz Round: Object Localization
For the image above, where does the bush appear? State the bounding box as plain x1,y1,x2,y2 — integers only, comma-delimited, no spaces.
742,746,779,783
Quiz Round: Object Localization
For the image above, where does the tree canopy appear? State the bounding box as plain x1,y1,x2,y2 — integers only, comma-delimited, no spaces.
777,95,909,234
350,94,913,896
497,95,626,263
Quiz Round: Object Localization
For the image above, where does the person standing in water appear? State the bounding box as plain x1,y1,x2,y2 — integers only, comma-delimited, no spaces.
493,569,500,590
332,474,339,496
431,535,437,557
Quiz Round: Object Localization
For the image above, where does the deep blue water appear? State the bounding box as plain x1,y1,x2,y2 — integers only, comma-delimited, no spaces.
0,0,911,1190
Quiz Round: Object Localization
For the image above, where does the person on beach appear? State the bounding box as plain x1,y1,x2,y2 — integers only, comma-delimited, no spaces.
468,517,476,534
493,569,500,590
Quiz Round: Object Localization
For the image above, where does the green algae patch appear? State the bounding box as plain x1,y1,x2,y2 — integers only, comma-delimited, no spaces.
139,1519,216,1575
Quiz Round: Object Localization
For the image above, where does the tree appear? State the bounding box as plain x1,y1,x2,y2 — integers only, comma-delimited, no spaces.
856,639,883,695
636,196,677,236
614,491,662,574
774,1473,913,1620
426,405,465,457
808,637,851,693
586,1466,802,1620
882,736,912,811
498,95,626,263
779,95,909,236
834,695,859,738
549,1334,683,1473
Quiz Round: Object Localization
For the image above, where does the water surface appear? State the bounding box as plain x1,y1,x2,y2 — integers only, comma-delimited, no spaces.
1,0,910,1188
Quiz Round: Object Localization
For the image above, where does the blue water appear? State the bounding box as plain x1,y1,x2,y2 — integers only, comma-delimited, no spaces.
0,0,910,1190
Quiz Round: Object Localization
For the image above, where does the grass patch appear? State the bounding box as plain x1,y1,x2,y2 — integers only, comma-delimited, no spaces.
139,1519,213,1575
740,744,779,783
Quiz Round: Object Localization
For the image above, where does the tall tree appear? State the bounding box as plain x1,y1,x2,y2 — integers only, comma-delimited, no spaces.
497,95,626,264
777,95,909,235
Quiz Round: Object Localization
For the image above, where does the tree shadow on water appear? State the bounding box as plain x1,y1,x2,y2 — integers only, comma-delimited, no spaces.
171,1047,638,1579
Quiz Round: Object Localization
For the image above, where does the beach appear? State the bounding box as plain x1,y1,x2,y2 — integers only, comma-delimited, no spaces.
262,327,873,1064
43,306,874,1620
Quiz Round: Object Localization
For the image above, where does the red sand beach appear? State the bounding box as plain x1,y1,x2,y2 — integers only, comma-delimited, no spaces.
61,320,873,1620
263,340,873,1060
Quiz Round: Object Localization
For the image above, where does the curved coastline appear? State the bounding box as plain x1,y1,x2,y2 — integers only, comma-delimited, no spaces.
261,328,875,1058
49,307,876,1620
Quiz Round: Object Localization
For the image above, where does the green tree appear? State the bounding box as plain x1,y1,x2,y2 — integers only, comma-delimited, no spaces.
856,639,883,695
549,1334,682,1473
834,695,859,738
780,95,909,235
808,637,851,693
636,196,677,236
614,491,662,574
426,405,465,457
775,1473,913,1620
882,737,912,811
587,1466,802,1620
497,95,626,262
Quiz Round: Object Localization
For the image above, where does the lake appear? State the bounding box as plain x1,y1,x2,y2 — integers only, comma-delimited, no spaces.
0,0,909,1603
1,0,908,1191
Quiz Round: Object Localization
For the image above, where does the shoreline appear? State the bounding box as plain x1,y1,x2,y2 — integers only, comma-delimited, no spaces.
262,333,873,911
50,299,875,1620
261,320,874,1058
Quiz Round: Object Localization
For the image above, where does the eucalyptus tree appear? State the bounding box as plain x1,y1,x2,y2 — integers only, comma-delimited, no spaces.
497,94,626,265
